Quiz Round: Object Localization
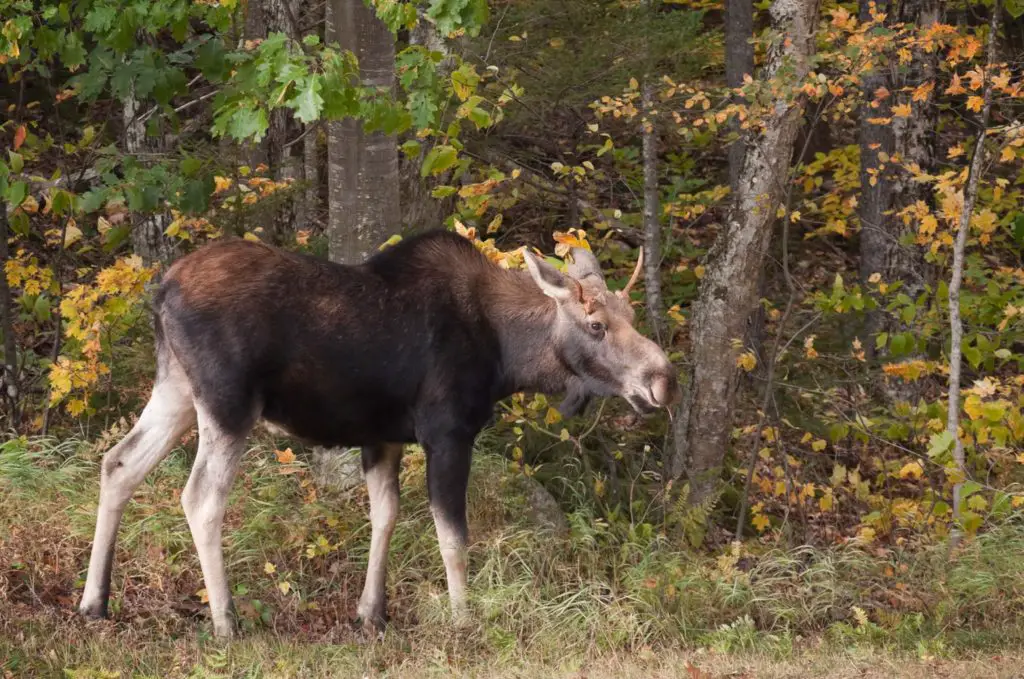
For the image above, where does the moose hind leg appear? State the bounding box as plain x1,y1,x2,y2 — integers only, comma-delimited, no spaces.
79,361,196,619
356,443,403,630
181,405,250,639
425,442,471,623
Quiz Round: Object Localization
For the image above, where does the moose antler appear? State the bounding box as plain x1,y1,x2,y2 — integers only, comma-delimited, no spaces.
618,247,644,298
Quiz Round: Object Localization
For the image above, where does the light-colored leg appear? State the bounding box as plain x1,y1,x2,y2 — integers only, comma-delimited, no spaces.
181,405,249,639
431,507,469,623
356,443,403,629
79,361,196,619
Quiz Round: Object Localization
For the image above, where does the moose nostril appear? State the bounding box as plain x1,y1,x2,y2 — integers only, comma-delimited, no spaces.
651,373,678,407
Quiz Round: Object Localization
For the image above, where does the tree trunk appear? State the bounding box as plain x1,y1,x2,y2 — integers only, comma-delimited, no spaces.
860,0,940,400
326,0,400,264
856,0,894,293
670,0,821,506
725,0,755,192
122,82,176,265
0,205,18,426
295,123,321,233
641,78,665,343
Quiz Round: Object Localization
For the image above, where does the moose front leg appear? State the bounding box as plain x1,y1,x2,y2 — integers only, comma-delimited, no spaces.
356,443,403,630
424,438,472,623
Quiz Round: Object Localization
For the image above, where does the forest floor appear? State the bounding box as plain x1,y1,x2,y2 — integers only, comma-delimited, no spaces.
3,434,1024,678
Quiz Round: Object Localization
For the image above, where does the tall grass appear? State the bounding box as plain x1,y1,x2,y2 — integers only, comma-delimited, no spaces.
3,434,1024,676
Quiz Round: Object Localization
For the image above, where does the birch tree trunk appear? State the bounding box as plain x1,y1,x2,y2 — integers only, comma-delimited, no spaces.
641,79,664,343
326,0,400,264
670,0,822,506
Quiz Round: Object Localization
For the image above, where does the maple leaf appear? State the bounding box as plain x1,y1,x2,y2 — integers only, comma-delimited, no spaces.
966,96,985,113
912,81,934,102
946,73,966,95
13,125,26,150
275,447,296,464
892,103,912,117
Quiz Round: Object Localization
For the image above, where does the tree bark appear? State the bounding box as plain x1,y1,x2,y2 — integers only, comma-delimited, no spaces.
670,0,821,506
725,0,755,192
860,0,940,360
0,205,17,426
641,78,665,343
326,0,400,264
122,81,176,265
856,0,894,292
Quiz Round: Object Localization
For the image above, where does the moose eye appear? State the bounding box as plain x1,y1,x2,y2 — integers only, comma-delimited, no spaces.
589,321,606,335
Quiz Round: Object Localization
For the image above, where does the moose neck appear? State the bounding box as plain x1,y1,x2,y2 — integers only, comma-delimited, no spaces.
480,268,573,398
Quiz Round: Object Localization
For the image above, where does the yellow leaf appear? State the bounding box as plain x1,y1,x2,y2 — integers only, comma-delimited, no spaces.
856,527,876,543
549,37,564,49
800,432,813,444
892,103,912,118
197,588,209,603
694,265,705,279
947,144,964,159
544,407,562,426
559,428,570,441
629,77,639,90
278,581,292,595
64,220,83,247
966,96,984,113
736,351,757,372
752,513,770,532
213,176,232,194
819,490,834,511
264,562,277,574
1001,146,1017,163
812,439,827,452
1013,496,1024,508
898,461,923,480
275,447,296,464
912,81,934,103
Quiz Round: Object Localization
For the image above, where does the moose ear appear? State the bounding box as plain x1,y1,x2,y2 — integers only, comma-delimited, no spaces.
524,251,580,303
566,248,605,288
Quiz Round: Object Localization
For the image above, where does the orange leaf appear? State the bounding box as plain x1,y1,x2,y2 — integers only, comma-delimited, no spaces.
13,125,26,150
966,96,984,113
892,103,912,118
912,81,934,103
275,447,296,464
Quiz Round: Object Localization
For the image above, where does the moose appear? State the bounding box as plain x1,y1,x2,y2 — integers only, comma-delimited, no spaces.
77,229,679,638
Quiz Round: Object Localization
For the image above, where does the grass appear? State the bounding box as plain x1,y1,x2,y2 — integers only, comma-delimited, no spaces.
2,432,1024,677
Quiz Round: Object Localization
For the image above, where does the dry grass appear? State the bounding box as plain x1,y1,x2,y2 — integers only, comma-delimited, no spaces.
3,434,1024,677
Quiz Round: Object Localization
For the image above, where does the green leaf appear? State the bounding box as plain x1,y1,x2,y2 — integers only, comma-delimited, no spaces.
400,140,422,158
1012,215,1024,246
290,78,324,124
875,332,888,351
1007,0,1024,19
431,185,457,198
227,107,269,142
927,430,954,459
8,151,23,174
6,180,27,208
963,345,982,370
420,144,458,177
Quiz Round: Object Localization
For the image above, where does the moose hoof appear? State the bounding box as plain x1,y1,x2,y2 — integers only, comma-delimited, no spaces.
78,601,108,620
355,602,388,636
